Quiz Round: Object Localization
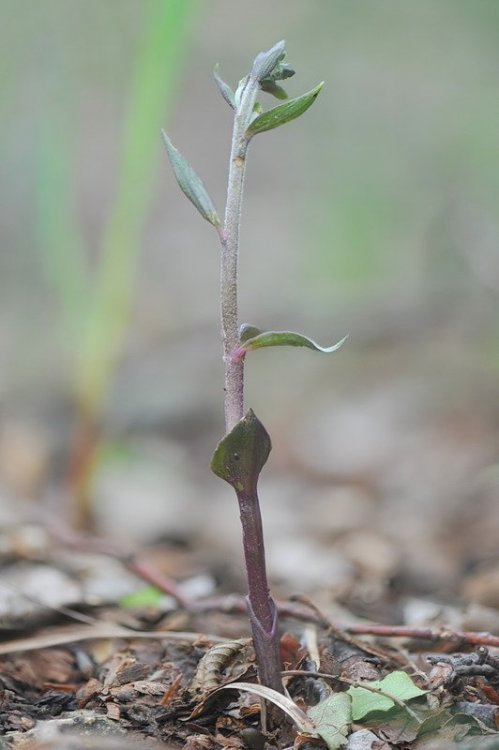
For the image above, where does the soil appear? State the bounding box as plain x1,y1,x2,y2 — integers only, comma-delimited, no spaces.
2,528,499,750
2,347,499,749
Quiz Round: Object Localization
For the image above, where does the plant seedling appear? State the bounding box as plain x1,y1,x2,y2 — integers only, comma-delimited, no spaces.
163,41,345,693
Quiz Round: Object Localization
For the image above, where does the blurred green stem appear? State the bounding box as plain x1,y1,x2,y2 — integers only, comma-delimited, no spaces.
68,0,197,526
77,0,196,417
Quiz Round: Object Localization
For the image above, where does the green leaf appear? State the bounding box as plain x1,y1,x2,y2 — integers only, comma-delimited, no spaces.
251,40,286,82
239,324,262,342
211,409,271,494
245,82,324,137
161,131,221,227
259,80,289,100
120,586,164,608
213,64,235,109
308,693,351,750
348,671,426,721
259,59,295,98
273,62,295,81
236,325,347,358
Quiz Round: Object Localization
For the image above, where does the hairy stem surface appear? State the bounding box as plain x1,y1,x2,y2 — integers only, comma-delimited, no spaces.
220,76,258,432
237,489,282,693
218,74,283,693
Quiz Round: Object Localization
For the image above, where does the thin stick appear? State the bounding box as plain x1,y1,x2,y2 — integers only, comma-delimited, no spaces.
192,594,499,650
41,516,192,609
0,625,230,656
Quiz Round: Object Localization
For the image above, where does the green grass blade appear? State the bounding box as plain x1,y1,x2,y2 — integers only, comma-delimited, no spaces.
77,0,198,413
35,121,89,338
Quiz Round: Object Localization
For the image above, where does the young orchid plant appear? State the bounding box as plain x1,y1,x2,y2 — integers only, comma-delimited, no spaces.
163,41,345,694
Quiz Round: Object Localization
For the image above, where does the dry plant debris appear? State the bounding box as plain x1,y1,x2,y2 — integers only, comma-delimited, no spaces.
1,583,499,749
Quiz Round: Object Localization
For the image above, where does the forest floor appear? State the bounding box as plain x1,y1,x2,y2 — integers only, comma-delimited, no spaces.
1,341,499,749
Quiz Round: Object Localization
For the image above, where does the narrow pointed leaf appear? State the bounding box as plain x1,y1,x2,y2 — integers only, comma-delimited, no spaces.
251,40,286,82
161,131,221,227
245,82,324,137
237,326,348,357
259,80,289,100
211,409,271,494
234,76,249,109
259,61,295,95
273,62,295,81
308,693,351,750
213,64,235,109
216,682,316,734
239,324,261,342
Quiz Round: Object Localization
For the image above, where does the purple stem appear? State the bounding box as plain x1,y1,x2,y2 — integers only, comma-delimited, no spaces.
218,64,283,692
237,488,283,693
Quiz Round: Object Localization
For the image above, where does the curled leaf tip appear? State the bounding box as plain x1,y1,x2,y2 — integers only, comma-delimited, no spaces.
239,323,261,342
213,64,236,109
238,327,348,356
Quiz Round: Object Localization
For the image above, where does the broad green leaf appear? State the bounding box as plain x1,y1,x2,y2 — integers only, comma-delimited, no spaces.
251,40,286,82
236,325,348,357
308,693,351,750
216,682,316,734
353,701,491,746
360,705,421,745
162,131,221,227
348,671,426,721
417,707,493,744
211,410,271,494
245,82,324,137
213,64,235,109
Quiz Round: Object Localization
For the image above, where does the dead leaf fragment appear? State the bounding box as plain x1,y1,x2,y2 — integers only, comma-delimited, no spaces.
307,692,352,749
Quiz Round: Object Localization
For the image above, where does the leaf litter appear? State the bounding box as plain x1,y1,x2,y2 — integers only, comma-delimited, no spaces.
1,533,499,750
3,403,499,750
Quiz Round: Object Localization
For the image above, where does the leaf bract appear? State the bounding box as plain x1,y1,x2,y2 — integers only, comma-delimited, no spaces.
245,82,324,137
259,80,289,100
162,131,220,227
238,326,348,357
213,64,235,109
251,40,286,82
210,409,271,493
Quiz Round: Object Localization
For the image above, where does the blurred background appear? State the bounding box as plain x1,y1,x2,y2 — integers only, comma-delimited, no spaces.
1,0,499,619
